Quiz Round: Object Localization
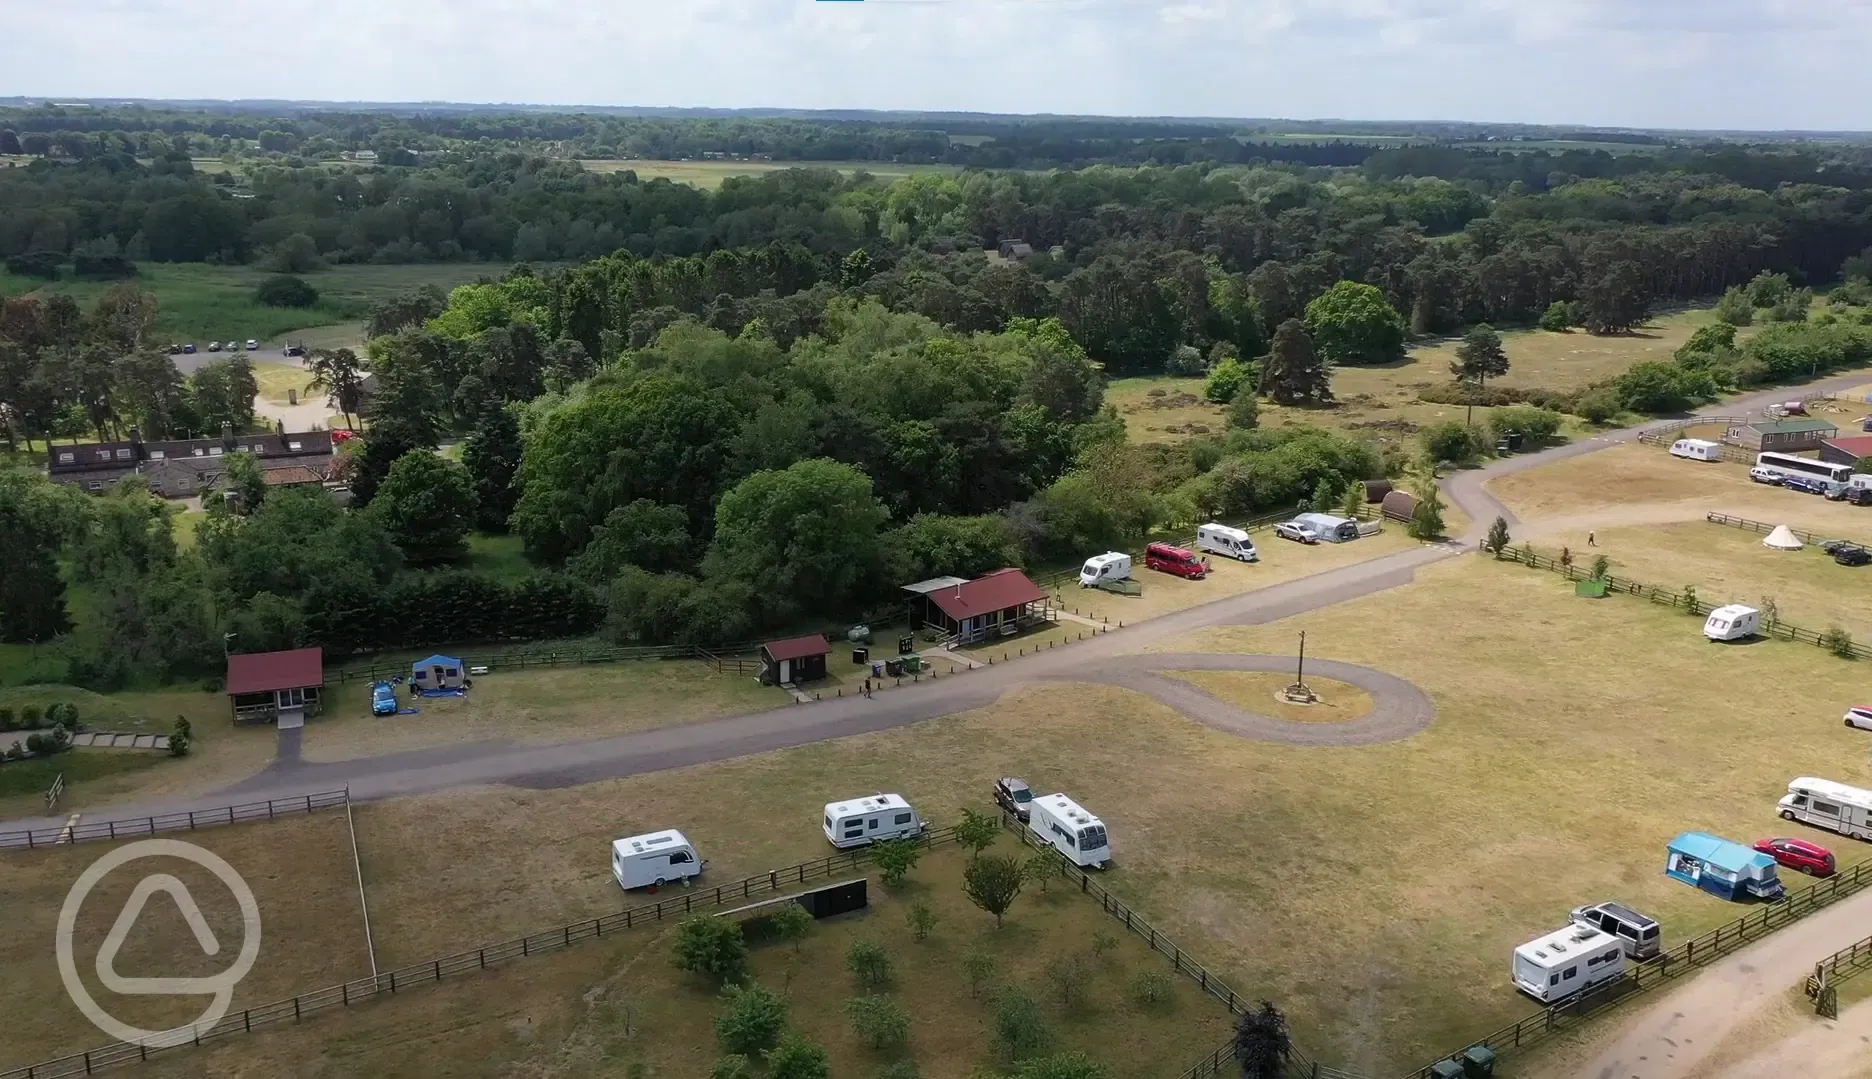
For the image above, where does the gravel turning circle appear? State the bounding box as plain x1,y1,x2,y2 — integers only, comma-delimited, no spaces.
1059,653,1436,747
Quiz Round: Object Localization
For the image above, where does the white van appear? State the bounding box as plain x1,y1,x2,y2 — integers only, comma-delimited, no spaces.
1778,777,1872,842
1293,512,1360,543
822,793,925,849
1703,604,1760,641
1197,523,1258,563
1512,923,1625,1003
1028,792,1111,868
1669,438,1722,462
1078,552,1132,587
611,829,704,890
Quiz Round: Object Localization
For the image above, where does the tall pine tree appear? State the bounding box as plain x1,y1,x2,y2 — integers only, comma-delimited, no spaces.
461,406,523,533
1260,320,1332,405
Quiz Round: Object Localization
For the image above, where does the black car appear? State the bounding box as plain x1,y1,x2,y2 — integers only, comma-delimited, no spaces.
1851,488,1872,507
995,777,1033,822
1835,545,1871,567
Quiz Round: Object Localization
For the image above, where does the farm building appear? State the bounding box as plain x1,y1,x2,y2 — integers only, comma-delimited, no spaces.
1724,418,1838,453
48,426,334,498
997,239,1035,261
226,647,325,725
758,634,831,686
903,568,1051,645
1819,435,1872,469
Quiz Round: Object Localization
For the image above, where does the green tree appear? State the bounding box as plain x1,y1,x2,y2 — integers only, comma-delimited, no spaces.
1537,301,1574,332
1822,625,1856,658
1677,323,1737,361
705,458,889,623
871,838,923,886
1233,1001,1293,1079
0,472,80,643
263,233,322,274
715,982,788,1056
963,946,997,999
1023,851,1063,893
673,914,749,984
765,1033,831,1079
1420,422,1484,466
1484,516,1511,557
1407,467,1446,542
992,986,1050,1062
1714,286,1754,327
224,451,268,514
954,807,1001,853
168,716,192,757
1578,261,1650,333
846,939,893,990
1203,357,1248,403
1226,388,1259,430
769,902,815,953
1488,406,1563,445
1259,319,1332,405
882,513,1022,587
460,405,524,533
254,274,319,308
906,898,937,941
1044,952,1088,1006
845,994,910,1051
306,347,365,429
369,452,477,565
568,499,691,581
1450,324,1510,390
1303,281,1406,366
1306,476,1337,514
1016,1052,1109,1079
709,1054,756,1079
963,854,1026,928
1746,271,1793,308
1338,480,1365,520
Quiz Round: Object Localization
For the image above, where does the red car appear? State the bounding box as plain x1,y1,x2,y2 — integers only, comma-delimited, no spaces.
1145,542,1207,580
1754,837,1836,877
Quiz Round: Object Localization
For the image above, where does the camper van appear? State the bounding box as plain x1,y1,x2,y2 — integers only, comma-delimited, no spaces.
822,793,925,849
1078,552,1133,588
1703,604,1760,641
1669,438,1722,462
1511,923,1626,1003
1028,792,1111,868
1293,512,1360,543
1196,523,1258,563
1145,542,1207,580
1778,778,1872,842
611,829,704,890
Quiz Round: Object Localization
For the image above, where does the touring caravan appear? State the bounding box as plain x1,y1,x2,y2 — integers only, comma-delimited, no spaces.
1669,438,1722,462
1078,552,1132,588
1028,792,1111,868
822,793,925,849
1197,523,1258,563
1778,778,1872,842
1511,924,1625,1003
1703,604,1760,641
1293,512,1360,543
611,829,704,890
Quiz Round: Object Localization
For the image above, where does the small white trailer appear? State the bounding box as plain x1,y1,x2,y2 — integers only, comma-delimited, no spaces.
1028,792,1111,868
1078,552,1132,587
1197,523,1258,563
1511,923,1625,1003
1669,438,1722,462
611,829,704,890
822,793,925,849
1703,604,1760,641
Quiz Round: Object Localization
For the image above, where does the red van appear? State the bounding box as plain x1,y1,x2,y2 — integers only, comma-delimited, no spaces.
1146,542,1207,580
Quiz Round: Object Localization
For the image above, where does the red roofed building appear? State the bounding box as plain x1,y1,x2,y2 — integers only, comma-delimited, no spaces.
226,647,325,725
903,568,1051,644
1820,435,1872,469
758,634,830,686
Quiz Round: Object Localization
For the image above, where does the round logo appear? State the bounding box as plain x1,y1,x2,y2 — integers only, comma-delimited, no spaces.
56,838,263,1048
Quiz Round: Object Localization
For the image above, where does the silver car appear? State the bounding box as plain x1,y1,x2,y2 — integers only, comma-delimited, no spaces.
1274,521,1319,544
1845,706,1872,731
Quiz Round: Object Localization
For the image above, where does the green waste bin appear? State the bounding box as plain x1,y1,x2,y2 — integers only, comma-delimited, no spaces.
1429,1060,1464,1079
901,654,922,673
1461,1044,1497,1078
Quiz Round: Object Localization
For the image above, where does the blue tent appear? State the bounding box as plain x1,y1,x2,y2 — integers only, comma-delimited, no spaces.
1665,832,1783,901
411,654,465,692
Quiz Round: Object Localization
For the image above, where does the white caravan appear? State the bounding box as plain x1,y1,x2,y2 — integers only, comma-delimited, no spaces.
1197,523,1258,563
1778,777,1872,842
823,793,925,849
1669,438,1722,462
1703,604,1760,641
1511,923,1625,1003
1078,552,1133,587
1028,792,1111,868
611,829,704,890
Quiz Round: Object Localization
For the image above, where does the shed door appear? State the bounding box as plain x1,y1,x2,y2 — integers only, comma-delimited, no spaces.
779,659,792,683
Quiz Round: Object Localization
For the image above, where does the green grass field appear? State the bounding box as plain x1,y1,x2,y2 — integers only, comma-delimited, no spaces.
577,158,963,189
0,262,513,345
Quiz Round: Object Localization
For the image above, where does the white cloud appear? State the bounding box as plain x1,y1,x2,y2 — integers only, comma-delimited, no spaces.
2,0,1869,129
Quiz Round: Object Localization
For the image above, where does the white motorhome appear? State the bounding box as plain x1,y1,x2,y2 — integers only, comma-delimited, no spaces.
611,829,704,890
1196,523,1258,563
1703,604,1760,641
1669,438,1722,462
1028,792,1111,868
1778,777,1872,842
822,793,925,849
1293,512,1360,543
1078,552,1133,587
1511,923,1625,1003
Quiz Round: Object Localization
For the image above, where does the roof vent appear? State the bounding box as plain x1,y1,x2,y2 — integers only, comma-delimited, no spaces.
1550,940,1568,954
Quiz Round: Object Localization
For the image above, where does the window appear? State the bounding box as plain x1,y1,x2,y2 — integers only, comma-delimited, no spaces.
1563,967,1578,980
1814,800,1842,817
149,450,165,460
209,446,223,456
867,817,879,830
1548,974,1560,987
669,850,693,864
894,813,911,826
824,815,833,831
87,480,103,491
252,444,265,453
57,451,74,463
114,448,131,459
1792,795,1809,808
288,440,303,450
96,450,111,460
843,828,863,839
1642,927,1659,941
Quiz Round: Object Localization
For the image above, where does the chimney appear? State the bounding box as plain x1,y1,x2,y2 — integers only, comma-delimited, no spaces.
221,423,235,454
129,425,144,462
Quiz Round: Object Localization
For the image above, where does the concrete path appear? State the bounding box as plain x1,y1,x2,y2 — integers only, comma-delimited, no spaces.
1706,997,1872,1079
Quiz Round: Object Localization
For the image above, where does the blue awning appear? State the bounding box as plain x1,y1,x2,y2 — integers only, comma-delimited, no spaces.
1668,831,1775,874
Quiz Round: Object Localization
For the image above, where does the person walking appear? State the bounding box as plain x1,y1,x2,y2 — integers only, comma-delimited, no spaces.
1588,530,1597,547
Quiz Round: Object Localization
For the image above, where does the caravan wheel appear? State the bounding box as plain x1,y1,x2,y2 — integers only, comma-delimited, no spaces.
1780,810,1796,821
654,877,667,888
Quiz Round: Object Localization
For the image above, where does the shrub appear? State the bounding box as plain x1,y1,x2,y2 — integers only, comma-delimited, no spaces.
1537,301,1573,332
1023,852,1063,893
715,982,787,1055
992,985,1051,1062
1416,381,1531,407
954,807,1001,852
1203,358,1249,403
1131,969,1173,1008
1822,625,1857,659
673,915,749,983
254,274,319,308
169,716,193,758
963,945,997,998
0,707,13,730
1165,343,1208,377
1226,390,1259,430
963,854,1026,927
24,732,45,754
906,898,937,942
872,837,923,886
1420,422,1486,465
1574,386,1621,423
1590,554,1609,580
709,1055,757,1079
1015,1052,1110,1079
4,251,62,279
1484,516,1511,557
1044,952,1088,1006
765,1033,831,1079
847,939,893,989
20,704,41,728
46,702,80,730
1681,584,1699,613
768,901,814,952
846,994,910,1051
1488,406,1563,445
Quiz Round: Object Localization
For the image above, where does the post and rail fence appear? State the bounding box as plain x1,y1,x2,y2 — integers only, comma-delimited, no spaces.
1703,511,1864,552
42,772,64,814
1805,932,1872,1006
0,789,351,850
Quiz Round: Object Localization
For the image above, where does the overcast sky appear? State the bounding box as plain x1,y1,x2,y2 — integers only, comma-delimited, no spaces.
4,0,1867,131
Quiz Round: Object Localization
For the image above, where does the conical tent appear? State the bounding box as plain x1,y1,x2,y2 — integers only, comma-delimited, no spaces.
1762,525,1804,551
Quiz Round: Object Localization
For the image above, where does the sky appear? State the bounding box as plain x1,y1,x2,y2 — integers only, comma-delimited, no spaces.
4,0,1869,131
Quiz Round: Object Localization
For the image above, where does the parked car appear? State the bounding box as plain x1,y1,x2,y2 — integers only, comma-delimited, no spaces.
1274,521,1319,544
245,339,259,350
995,777,1033,822
1851,488,1872,507
1754,836,1836,877
181,343,196,354
284,344,305,357
1843,705,1872,730
370,682,398,716
1748,466,1782,485
207,341,223,352
1782,475,1824,495
166,343,183,355
1835,545,1871,567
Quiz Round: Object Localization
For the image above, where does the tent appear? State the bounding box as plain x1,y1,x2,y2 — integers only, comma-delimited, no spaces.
411,654,467,694
1761,525,1804,551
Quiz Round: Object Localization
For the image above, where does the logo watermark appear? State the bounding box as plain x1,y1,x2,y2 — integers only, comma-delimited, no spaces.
56,838,262,1047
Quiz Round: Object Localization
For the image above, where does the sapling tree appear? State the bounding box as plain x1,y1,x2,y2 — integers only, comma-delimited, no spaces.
955,807,1001,853
964,854,1026,927
1484,516,1511,557
846,939,893,989
872,837,923,885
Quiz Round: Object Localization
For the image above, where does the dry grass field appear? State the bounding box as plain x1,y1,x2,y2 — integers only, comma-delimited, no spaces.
135,845,1229,1079
577,158,961,188
0,811,373,1067
250,360,315,406
1164,672,1375,723
307,661,782,762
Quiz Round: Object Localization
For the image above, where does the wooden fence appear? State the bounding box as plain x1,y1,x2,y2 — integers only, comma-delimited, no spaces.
0,826,963,1079
0,789,351,850
327,643,752,684
1805,932,1872,1001
43,772,64,814
1403,857,1872,1078
1498,544,1872,659
1703,511,1863,551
